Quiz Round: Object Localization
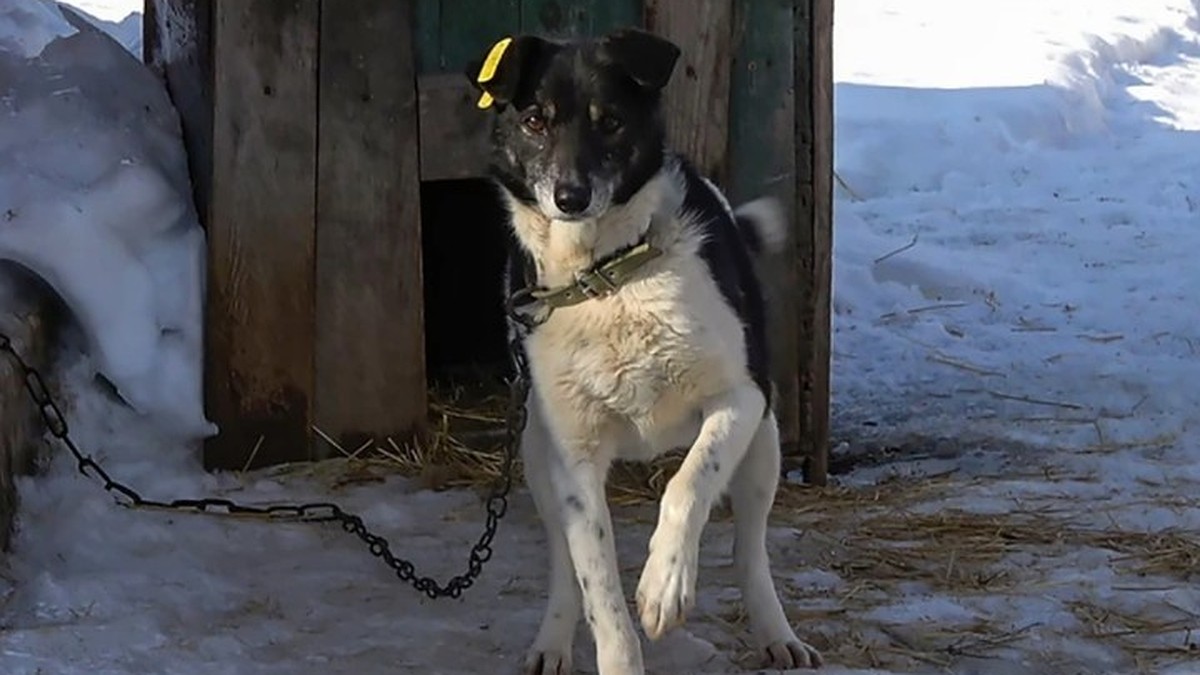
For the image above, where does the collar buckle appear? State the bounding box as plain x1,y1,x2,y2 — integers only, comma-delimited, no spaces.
573,269,618,299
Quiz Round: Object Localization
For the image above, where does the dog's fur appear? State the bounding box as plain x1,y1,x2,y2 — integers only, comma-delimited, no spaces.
467,28,823,675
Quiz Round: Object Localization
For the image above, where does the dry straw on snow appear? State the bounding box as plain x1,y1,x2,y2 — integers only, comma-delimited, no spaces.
297,384,1199,672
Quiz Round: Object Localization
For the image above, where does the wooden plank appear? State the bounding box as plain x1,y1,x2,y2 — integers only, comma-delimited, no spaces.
316,0,427,456
728,0,801,462
205,0,319,470
144,0,213,227
792,0,834,485
644,0,734,185
417,73,492,181
521,0,642,37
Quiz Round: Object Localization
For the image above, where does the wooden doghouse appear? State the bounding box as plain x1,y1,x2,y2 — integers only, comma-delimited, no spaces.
144,0,833,483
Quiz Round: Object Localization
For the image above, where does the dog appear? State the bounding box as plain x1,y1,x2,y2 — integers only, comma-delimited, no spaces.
466,27,823,675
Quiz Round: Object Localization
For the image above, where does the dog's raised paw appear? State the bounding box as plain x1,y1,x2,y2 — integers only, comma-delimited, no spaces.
524,648,572,675
764,639,823,670
635,546,697,640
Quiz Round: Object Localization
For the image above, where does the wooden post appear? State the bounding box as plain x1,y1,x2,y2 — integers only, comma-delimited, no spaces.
315,0,427,456
204,0,320,470
143,0,213,226
792,0,834,485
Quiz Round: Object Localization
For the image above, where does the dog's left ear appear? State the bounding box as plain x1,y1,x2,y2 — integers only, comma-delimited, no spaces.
465,35,552,110
598,28,681,92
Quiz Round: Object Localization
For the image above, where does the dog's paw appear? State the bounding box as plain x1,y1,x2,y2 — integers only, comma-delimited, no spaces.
524,647,572,675
763,638,823,670
635,545,698,640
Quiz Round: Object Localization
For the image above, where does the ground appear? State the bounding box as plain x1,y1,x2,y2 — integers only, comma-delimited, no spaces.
1,1,1200,674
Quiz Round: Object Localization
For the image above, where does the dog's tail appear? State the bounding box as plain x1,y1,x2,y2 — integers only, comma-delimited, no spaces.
733,197,788,258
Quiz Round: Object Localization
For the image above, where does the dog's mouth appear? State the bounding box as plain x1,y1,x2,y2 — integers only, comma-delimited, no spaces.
550,211,598,223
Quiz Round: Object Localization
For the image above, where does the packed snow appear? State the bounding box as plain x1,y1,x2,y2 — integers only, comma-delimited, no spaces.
0,0,76,58
0,0,208,439
1,0,1199,674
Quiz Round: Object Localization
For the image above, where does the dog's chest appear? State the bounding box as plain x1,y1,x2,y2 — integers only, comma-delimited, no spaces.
528,256,742,440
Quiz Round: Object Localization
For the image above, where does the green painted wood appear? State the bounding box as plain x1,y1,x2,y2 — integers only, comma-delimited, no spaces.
417,1,642,74
415,0,441,72
416,0,521,74
520,0,642,37
728,0,802,458
728,0,793,204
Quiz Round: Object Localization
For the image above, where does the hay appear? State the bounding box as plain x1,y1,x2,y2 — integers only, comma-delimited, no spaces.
310,381,1200,584
293,381,1199,671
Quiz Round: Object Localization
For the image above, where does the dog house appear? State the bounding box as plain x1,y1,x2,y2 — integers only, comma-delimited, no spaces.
143,0,834,483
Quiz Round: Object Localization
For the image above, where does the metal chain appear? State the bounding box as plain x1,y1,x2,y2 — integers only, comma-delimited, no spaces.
0,320,532,600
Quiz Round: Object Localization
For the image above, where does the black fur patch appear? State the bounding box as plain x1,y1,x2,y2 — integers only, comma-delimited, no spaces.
677,160,773,408
735,212,765,255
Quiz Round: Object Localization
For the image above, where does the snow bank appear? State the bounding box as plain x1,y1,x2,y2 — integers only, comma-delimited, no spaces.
58,1,143,57
0,2,212,439
834,0,1198,190
0,0,77,58
831,0,1200,455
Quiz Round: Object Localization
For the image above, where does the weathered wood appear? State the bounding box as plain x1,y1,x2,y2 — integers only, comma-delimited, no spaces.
315,0,427,456
792,0,834,485
643,0,733,183
728,0,801,460
416,0,522,74
205,0,319,470
417,73,493,181
0,268,51,551
144,0,213,226
521,0,641,36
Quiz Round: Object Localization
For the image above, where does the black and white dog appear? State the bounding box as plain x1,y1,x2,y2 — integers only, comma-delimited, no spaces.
466,27,823,675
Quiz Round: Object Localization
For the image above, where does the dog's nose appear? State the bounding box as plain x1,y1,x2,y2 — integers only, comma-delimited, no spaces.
553,182,591,215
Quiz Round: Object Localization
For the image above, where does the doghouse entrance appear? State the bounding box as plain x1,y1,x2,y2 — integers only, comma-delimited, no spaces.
421,178,511,384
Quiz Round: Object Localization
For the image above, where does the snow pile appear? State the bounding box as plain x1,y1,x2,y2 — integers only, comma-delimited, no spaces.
0,2,211,439
58,1,143,57
831,0,1200,456
0,0,76,58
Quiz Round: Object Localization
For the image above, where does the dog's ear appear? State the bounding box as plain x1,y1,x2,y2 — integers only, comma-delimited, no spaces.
598,28,681,92
464,35,552,110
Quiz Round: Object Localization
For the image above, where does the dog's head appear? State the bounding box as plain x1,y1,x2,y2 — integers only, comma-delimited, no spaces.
466,28,681,221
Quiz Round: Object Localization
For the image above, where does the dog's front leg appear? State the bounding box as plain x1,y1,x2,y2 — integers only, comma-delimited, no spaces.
548,445,644,675
637,384,765,640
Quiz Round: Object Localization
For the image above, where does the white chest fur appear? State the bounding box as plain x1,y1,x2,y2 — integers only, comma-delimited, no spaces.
526,235,749,459
504,166,755,460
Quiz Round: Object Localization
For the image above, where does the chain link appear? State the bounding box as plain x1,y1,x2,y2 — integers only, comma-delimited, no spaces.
0,306,533,600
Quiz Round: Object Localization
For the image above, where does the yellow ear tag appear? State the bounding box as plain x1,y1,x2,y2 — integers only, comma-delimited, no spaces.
476,36,513,109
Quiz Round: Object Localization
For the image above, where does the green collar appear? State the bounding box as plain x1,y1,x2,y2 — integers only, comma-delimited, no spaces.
506,240,663,329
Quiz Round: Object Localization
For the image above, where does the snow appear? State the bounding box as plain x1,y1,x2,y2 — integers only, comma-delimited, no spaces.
58,2,142,58
0,3,211,438
2,0,1200,673
0,0,76,59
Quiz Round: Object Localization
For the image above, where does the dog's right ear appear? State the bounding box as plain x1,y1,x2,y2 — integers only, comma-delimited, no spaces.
598,28,681,92
464,35,551,110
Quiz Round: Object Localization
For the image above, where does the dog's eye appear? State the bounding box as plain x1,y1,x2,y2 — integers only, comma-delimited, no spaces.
598,114,623,134
522,113,547,134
